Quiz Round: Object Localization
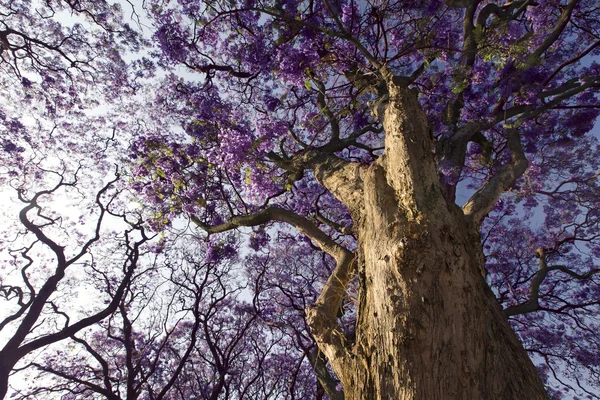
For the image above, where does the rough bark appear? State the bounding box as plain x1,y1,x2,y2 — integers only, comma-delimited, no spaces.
307,81,547,399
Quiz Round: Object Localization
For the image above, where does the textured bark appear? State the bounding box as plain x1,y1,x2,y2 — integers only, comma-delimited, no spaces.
307,82,547,399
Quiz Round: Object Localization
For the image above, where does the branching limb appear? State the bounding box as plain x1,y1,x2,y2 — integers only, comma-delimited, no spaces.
313,78,340,143
0,243,36,331
543,38,600,86
497,78,600,124
463,129,528,227
70,336,115,396
503,249,549,317
443,1,480,129
28,362,120,400
314,190,354,236
191,206,350,263
305,251,356,374
435,121,489,201
547,265,600,280
256,4,380,69
306,245,356,366
504,249,600,316
268,150,366,216
307,348,344,400
182,60,255,79
15,227,145,357
3,172,112,351
476,1,534,29
0,171,152,400
526,0,578,66
315,213,353,236
321,0,381,69
343,67,383,95
192,202,357,372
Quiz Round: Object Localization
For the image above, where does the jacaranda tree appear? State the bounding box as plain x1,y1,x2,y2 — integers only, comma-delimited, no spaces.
2,0,600,398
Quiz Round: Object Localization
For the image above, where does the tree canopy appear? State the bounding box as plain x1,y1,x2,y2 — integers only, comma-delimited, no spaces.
1,0,600,398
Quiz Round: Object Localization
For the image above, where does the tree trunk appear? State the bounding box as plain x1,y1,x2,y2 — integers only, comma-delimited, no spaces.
345,175,545,399
307,82,547,399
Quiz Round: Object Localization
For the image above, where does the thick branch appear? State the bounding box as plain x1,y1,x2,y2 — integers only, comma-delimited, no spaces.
314,79,340,142
526,0,578,65
191,206,351,262
443,0,479,129
504,249,549,317
547,265,600,280
183,61,254,78
463,129,528,227
195,203,360,373
307,349,344,400
305,251,356,372
435,121,489,201
315,213,353,235
476,1,533,29
268,150,365,216
2,174,117,355
14,235,141,358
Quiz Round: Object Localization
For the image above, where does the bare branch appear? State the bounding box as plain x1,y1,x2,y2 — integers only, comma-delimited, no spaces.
305,250,355,372
313,78,340,143
476,1,533,29
504,250,600,316
191,206,351,263
504,249,549,317
307,348,344,400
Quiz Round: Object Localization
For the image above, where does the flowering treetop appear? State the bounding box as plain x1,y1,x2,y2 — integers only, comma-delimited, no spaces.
2,0,600,397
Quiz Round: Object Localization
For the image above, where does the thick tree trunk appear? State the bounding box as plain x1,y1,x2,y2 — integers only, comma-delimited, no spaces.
343,178,545,399
308,82,547,399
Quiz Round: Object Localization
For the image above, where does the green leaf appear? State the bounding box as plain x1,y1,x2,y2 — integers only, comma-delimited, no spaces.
245,167,252,184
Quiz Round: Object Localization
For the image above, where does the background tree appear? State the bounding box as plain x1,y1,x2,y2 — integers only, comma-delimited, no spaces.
0,167,153,399
9,234,330,400
0,0,149,190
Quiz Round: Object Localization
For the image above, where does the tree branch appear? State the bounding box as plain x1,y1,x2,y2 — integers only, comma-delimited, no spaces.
504,249,549,317
307,348,344,400
313,78,340,143
504,249,600,317
476,1,533,29
526,0,578,65
268,149,366,216
191,204,357,372
29,363,120,400
463,129,528,227
191,206,351,263
435,121,489,201
305,250,356,373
